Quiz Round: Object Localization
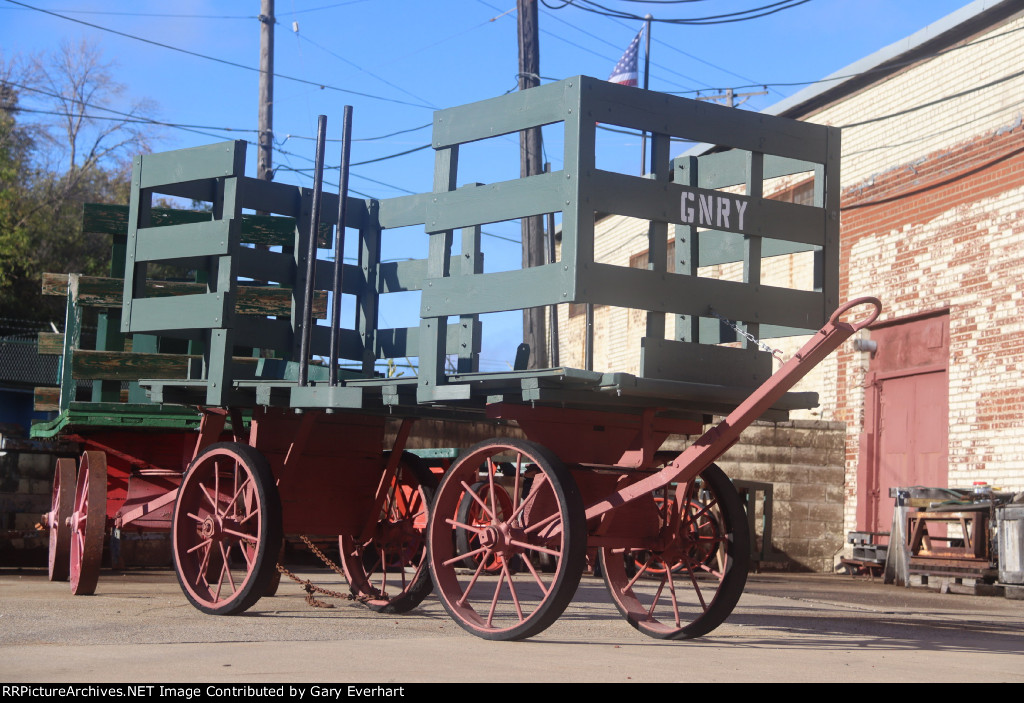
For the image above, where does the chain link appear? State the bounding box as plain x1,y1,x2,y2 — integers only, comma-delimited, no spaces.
709,309,787,362
274,535,388,609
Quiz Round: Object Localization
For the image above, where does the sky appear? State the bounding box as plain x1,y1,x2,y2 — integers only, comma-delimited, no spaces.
0,0,977,371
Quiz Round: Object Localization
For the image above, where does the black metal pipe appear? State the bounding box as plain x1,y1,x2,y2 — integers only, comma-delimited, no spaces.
299,114,327,387
329,106,353,386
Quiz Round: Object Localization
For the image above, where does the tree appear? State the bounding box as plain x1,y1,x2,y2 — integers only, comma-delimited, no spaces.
0,40,158,324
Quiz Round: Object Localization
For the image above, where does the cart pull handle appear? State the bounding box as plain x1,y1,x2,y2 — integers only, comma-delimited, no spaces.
828,296,882,332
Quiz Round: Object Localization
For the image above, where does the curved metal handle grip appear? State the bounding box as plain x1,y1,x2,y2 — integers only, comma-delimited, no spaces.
828,297,882,332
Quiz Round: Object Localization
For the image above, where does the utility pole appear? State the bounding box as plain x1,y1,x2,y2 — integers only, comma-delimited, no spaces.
517,0,547,369
258,0,274,185
696,87,768,108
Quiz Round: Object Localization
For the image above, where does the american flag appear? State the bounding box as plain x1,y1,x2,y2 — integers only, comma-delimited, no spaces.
608,28,643,87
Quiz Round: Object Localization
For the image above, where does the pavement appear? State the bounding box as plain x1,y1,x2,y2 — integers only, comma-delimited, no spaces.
1,567,1022,683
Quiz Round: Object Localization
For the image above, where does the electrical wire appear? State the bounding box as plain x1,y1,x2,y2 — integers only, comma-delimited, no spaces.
4,0,436,110
541,0,812,25
293,32,439,109
668,19,1024,98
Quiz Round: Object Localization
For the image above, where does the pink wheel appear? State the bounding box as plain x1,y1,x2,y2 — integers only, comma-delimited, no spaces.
427,439,586,641
339,452,436,614
70,451,107,595
600,464,749,639
47,457,76,581
172,443,282,615
455,480,515,572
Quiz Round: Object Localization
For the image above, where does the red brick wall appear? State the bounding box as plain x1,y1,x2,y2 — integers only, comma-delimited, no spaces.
836,122,1024,523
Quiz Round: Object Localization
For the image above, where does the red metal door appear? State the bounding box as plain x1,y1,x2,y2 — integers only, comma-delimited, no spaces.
859,312,949,534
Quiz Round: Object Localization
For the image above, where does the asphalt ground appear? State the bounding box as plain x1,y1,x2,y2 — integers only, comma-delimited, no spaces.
1,567,1021,683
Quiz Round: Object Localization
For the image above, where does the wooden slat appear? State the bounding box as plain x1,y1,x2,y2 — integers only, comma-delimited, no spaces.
83,202,330,247
70,350,258,381
37,332,64,355
42,273,327,318
34,387,60,412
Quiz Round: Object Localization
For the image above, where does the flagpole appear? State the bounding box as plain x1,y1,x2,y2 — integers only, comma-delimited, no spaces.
640,14,652,174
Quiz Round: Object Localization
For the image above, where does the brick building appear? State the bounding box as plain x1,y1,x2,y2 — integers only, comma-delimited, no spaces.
558,0,1024,569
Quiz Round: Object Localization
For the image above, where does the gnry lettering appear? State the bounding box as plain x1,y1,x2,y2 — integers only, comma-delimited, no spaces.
680,191,748,232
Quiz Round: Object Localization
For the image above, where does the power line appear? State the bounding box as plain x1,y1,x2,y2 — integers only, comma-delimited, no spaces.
840,66,1024,130
284,143,432,169
282,121,433,143
541,0,812,25
293,32,439,109
5,0,436,110
9,105,258,134
669,20,1024,99
535,3,706,90
0,7,253,18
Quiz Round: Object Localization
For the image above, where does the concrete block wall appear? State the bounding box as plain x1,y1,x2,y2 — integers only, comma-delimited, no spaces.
662,419,847,573
0,449,54,563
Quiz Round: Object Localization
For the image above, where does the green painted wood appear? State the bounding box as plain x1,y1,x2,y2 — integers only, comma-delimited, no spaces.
33,386,60,412
432,79,569,148
588,171,824,244
42,273,325,317
357,209,382,375
742,151,765,350
288,384,363,409
580,76,829,163
37,332,64,355
127,293,225,333
559,84,593,296
373,322,475,361
674,151,820,191
822,126,842,314
232,316,294,355
70,349,258,381
377,256,464,294
239,176,366,233
693,232,820,267
582,262,825,331
675,156,699,344
138,140,247,191
373,192,432,229
420,262,574,317
134,218,231,262
424,171,564,234
84,202,332,247
418,144,459,402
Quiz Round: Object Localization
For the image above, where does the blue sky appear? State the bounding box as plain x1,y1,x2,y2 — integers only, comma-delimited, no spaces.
0,0,974,370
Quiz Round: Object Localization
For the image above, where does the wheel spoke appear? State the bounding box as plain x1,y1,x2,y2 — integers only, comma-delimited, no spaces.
598,464,748,639
445,516,486,535
508,538,560,558
502,562,525,622
428,439,585,640
521,553,549,596
173,443,280,615
338,452,435,614
459,480,497,523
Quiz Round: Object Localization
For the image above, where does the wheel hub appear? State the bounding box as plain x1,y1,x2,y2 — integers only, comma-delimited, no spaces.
199,516,218,539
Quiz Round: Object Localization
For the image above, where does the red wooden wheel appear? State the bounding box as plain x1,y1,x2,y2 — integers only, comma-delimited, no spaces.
428,439,586,641
47,457,76,582
600,463,749,639
70,451,106,595
339,451,436,614
455,479,515,573
172,443,282,615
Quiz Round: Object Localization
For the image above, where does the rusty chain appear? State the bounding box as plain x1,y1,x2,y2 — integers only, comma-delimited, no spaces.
274,535,389,609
